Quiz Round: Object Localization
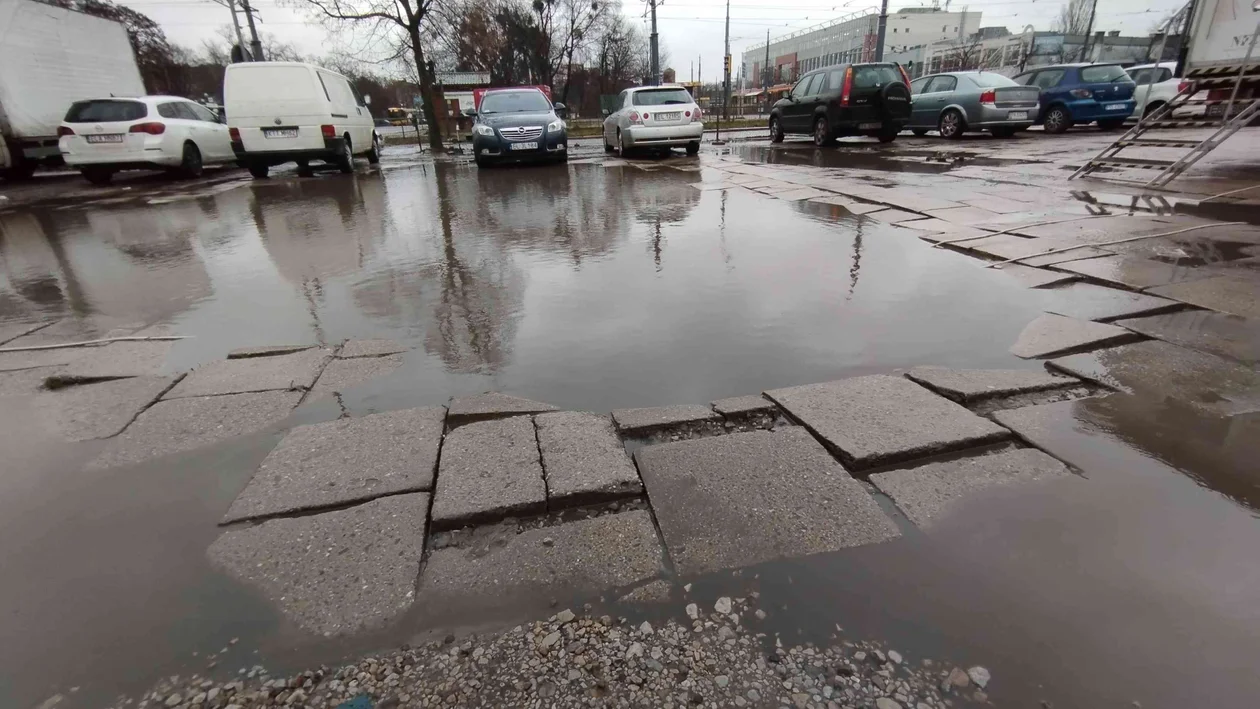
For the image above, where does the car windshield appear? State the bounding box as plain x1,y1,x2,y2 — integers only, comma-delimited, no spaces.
966,73,1018,88
1081,65,1130,83
633,88,694,106
63,100,148,123
480,91,552,114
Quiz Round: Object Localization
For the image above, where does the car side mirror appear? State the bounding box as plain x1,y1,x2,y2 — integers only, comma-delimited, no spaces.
363,95,372,106
553,102,567,117
463,108,477,118
602,109,610,117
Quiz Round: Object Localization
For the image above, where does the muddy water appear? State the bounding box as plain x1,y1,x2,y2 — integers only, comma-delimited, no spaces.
2,157,1258,708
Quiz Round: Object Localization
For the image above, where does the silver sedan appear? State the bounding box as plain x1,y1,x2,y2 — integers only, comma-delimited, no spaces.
907,71,1040,139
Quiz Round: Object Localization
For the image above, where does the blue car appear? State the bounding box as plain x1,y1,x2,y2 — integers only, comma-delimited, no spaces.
1012,63,1136,134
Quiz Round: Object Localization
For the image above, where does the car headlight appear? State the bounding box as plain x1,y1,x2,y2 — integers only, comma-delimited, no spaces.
473,124,495,136
547,119,565,132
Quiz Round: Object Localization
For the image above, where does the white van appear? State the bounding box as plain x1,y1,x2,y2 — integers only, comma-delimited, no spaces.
224,61,380,178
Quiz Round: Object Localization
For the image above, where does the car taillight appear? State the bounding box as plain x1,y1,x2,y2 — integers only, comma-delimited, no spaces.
643,112,651,120
1070,88,1093,99
979,90,996,106
57,126,75,137
629,111,642,124
128,122,165,135
321,124,336,138
839,66,854,106
229,127,241,142
692,107,702,122
1178,79,1194,94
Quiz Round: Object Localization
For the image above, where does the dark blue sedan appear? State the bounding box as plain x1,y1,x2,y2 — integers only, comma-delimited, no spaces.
1012,63,1136,133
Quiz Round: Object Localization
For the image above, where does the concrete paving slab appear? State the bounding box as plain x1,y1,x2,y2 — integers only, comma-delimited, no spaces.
611,404,720,435
419,510,664,611
634,428,899,574
871,448,1071,528
900,218,990,236
1010,216,1172,240
89,391,302,470
431,416,546,529
993,263,1080,288
1009,314,1136,359
1115,310,1260,366
208,493,428,636
961,196,1035,214
226,344,315,359
864,208,927,224
1040,282,1182,322
0,366,58,397
48,340,175,384
1053,255,1219,291
223,407,446,523
310,354,403,397
906,366,1078,403
865,191,962,212
0,321,48,346
771,187,829,201
1047,340,1260,415
807,195,885,214
36,375,180,442
925,205,1007,227
0,343,98,372
446,392,558,423
766,375,1009,469
711,394,778,417
535,412,642,507
337,339,408,358
1148,275,1260,319
164,348,332,399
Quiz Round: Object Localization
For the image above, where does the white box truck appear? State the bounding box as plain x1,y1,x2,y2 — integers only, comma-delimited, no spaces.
0,0,146,179
1182,0,1260,118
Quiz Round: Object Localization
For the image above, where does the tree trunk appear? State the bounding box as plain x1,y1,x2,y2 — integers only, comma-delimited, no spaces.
410,29,444,153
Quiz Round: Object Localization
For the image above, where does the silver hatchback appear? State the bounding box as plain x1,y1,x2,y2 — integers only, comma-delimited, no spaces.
907,71,1040,139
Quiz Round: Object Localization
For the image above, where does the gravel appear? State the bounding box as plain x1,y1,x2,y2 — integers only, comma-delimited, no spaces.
114,597,992,709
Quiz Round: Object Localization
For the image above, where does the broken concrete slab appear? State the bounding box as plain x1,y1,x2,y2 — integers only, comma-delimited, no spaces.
906,366,1078,403
164,348,331,399
964,234,1116,268
711,394,779,417
430,416,546,529
1009,313,1136,359
634,428,899,574
208,493,428,636
924,205,1007,227
1148,275,1260,319
535,412,642,507
446,392,558,424
611,404,720,435
1040,282,1182,323
419,510,664,613
222,407,446,523
337,339,408,358
89,391,302,470
619,579,673,604
771,187,829,201
766,375,1009,469
807,195,885,214
1047,340,1260,416
36,375,180,442
0,342,98,372
226,344,315,359
871,448,1071,528
992,263,1079,289
1115,310,1259,366
864,208,927,224
47,340,176,385
0,321,49,346
309,354,403,397
1052,254,1217,291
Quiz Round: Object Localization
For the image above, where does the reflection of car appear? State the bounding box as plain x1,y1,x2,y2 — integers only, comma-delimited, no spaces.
468,87,568,167
907,71,1040,139
602,85,704,157
57,96,234,185
769,63,912,146
1126,62,1185,119
1012,63,1136,133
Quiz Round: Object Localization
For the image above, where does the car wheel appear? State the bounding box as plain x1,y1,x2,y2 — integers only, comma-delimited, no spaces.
81,167,114,185
1097,118,1125,131
2,158,38,181
247,163,269,179
911,128,929,137
333,136,354,173
367,133,382,164
1043,106,1072,134
813,117,836,146
876,128,899,144
686,140,700,156
604,135,615,152
179,142,203,178
938,110,965,140
618,129,633,158
770,116,784,143
1143,101,1166,119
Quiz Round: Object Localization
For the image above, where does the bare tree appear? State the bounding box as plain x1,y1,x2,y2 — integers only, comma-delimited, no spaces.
1054,0,1093,35
554,0,606,103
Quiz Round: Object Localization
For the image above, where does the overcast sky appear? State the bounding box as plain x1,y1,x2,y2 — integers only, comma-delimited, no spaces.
121,0,1189,82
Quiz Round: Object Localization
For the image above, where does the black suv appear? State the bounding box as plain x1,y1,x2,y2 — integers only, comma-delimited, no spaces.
769,63,912,145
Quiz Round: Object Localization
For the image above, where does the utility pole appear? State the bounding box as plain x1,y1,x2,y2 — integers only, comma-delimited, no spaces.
876,0,889,61
648,0,660,86
240,0,264,62
1080,0,1099,62
722,0,732,122
225,0,249,60
763,29,770,89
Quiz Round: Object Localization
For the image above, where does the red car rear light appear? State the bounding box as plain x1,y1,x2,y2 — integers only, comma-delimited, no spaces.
1070,88,1093,99
229,127,241,142
629,111,642,124
643,112,651,120
839,66,854,106
128,122,165,135
979,89,996,106
57,126,75,137
321,124,336,138
1178,79,1194,94
692,107,702,122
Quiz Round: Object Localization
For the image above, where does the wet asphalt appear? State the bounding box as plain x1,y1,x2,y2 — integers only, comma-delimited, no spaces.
2,134,1259,708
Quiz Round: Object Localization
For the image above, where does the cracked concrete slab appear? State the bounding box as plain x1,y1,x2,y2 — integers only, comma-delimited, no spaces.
227,344,316,359
871,448,1071,528
1115,310,1259,366
535,412,642,507
89,391,302,470
36,375,180,442
1052,254,1218,291
0,321,48,346
0,366,59,397
1148,275,1260,319
47,340,176,384
634,428,899,574
906,366,1078,403
222,407,446,523
1040,282,1181,322
208,493,428,636
992,264,1079,289
419,510,664,613
864,208,927,224
766,375,1009,469
310,354,403,397
771,187,829,201
1009,314,1135,359
711,394,778,417
807,195,885,214
164,348,331,399
611,404,720,435
337,339,408,358
446,392,558,423
0,342,98,372
430,416,546,530
924,205,1007,227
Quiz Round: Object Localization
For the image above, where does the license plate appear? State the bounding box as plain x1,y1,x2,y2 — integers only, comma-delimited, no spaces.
656,112,681,121
85,134,123,144
1105,103,1127,111
510,142,538,150
1007,111,1028,120
858,122,881,130
264,128,299,138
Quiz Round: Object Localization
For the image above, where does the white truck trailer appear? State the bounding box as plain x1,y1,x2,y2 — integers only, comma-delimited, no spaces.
0,0,146,179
